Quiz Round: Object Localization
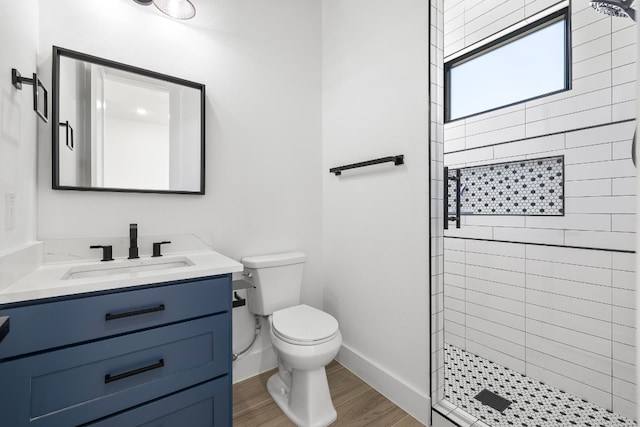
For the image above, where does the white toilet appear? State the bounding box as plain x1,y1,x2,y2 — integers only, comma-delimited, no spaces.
242,252,342,427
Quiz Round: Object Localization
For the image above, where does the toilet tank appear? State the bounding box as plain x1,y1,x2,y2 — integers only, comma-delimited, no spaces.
242,252,306,316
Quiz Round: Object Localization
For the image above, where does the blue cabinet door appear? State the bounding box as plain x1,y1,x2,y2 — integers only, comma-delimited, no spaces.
86,377,231,426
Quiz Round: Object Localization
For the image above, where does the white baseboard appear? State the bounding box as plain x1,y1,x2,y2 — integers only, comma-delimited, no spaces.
232,344,278,384
336,344,431,425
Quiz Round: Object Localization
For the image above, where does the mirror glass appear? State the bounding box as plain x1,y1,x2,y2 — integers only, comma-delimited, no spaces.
52,46,205,194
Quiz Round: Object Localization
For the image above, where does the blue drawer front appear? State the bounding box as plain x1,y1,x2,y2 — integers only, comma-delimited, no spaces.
86,377,231,426
0,314,230,427
0,274,231,359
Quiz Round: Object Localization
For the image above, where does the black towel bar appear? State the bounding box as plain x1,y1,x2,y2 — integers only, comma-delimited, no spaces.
329,155,404,176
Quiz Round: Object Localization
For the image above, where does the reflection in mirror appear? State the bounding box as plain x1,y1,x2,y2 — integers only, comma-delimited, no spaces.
53,46,205,194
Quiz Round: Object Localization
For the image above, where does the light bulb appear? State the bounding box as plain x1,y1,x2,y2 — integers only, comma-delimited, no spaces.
153,0,196,20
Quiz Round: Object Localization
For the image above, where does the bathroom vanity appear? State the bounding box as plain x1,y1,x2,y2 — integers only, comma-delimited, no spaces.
0,250,242,426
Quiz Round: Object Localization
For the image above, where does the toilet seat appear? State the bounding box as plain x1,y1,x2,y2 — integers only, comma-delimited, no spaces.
272,304,339,346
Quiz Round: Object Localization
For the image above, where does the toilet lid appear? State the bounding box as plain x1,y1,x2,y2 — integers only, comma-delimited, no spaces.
272,304,339,344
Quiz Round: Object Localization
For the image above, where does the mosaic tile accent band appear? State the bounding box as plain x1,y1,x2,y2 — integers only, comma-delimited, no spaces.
447,156,564,216
443,343,637,427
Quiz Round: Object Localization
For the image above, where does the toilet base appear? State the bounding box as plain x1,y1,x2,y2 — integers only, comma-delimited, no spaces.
267,369,337,427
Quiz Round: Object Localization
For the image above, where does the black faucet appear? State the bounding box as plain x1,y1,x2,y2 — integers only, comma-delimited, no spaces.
152,241,172,257
128,223,139,259
90,245,114,262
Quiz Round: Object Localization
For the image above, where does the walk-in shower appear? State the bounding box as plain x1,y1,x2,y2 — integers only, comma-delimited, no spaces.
430,1,638,426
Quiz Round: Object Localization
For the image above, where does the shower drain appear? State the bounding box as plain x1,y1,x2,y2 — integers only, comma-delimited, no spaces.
474,388,512,413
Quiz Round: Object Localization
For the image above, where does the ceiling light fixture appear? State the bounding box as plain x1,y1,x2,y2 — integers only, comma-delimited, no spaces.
153,0,196,20
132,0,196,21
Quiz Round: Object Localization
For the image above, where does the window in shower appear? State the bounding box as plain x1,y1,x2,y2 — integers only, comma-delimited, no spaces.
444,9,570,122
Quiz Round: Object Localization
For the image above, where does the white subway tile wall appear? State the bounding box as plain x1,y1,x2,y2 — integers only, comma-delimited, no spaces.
444,121,636,251
431,0,447,406
444,0,637,147
443,238,637,420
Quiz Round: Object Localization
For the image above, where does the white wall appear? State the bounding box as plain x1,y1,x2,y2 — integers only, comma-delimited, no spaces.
169,87,201,192
0,0,39,252
103,116,170,190
35,0,322,381
322,0,431,423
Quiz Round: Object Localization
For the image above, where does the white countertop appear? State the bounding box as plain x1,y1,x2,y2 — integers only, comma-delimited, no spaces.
0,250,243,305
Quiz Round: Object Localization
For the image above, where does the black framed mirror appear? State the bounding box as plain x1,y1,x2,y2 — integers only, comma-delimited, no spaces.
52,46,205,194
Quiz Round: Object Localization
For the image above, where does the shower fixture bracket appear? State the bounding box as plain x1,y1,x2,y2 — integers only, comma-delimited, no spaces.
11,68,48,123
11,68,24,90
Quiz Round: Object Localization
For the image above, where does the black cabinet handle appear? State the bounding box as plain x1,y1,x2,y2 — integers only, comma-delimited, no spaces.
0,316,9,344
105,304,165,321
105,359,164,384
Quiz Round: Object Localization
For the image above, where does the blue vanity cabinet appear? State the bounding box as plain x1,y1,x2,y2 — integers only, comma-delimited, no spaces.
0,275,232,427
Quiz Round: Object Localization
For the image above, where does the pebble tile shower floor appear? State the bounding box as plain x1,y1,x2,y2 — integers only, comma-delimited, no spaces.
443,343,637,427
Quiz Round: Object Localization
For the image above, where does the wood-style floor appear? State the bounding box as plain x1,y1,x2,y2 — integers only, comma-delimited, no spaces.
233,360,424,426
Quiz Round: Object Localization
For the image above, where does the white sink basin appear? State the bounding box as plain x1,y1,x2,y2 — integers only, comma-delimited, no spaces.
62,256,194,280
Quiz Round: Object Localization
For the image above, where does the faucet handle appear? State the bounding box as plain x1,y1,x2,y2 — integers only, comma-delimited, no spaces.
90,245,114,262
152,241,171,257
128,223,139,259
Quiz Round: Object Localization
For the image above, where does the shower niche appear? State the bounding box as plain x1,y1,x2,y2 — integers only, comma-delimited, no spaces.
446,156,565,217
